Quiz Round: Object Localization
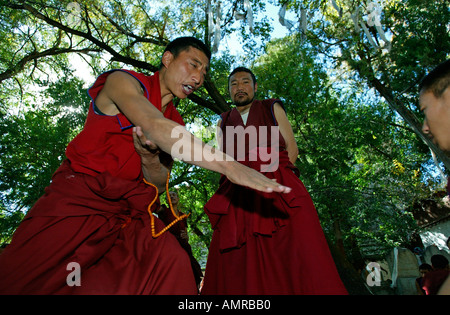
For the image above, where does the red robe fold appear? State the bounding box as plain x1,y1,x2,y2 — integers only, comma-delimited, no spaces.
0,70,197,295
201,99,347,295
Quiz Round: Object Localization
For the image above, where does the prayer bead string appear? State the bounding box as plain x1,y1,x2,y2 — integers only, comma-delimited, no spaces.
143,172,190,238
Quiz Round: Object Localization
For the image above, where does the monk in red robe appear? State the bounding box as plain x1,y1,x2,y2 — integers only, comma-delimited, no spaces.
201,67,348,295
0,38,290,295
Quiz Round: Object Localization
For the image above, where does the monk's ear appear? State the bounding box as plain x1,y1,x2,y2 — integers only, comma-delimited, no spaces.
161,51,174,69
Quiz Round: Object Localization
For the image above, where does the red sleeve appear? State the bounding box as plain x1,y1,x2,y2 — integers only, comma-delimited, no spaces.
164,103,185,126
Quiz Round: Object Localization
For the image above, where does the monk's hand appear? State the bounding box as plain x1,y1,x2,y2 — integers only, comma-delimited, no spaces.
133,126,174,170
224,161,292,194
133,126,171,191
133,126,159,158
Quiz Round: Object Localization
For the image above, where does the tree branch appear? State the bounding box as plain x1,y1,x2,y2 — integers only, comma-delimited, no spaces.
0,47,100,83
6,1,229,114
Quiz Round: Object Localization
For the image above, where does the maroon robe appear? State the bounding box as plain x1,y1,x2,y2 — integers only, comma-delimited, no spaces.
422,269,450,295
201,99,347,295
0,70,197,294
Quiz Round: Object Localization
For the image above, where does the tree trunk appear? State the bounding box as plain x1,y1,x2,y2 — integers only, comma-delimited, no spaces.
329,219,372,295
327,238,372,295
350,47,450,171
370,77,450,171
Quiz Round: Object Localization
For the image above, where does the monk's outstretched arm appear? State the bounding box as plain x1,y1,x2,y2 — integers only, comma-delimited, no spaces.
101,71,291,194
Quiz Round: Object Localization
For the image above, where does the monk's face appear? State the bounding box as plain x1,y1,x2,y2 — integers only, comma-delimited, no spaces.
161,47,209,99
420,87,450,152
168,191,179,204
229,71,257,107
